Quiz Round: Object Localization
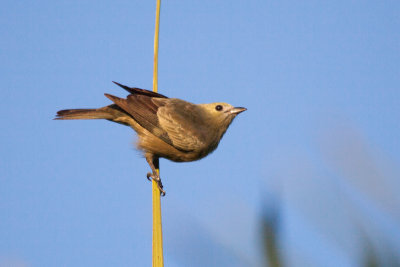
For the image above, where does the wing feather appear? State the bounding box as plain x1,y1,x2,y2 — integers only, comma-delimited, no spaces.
112,81,168,98
105,89,207,152
105,93,173,145
157,99,208,152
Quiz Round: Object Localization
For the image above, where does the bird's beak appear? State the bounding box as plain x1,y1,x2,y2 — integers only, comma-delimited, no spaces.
230,107,247,114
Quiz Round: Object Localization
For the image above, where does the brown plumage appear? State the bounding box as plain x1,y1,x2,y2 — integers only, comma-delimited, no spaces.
55,82,246,195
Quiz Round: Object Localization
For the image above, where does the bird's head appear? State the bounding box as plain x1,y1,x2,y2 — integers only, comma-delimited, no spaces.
200,102,247,129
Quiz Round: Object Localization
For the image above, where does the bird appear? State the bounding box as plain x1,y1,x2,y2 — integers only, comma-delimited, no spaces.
55,82,246,195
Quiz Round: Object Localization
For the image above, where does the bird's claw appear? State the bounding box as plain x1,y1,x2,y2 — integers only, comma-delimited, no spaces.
146,173,166,196
159,186,166,196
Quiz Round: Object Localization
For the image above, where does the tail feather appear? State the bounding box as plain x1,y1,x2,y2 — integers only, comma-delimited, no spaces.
55,108,114,120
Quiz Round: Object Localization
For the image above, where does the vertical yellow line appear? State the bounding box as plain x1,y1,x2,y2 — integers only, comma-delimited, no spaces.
152,0,163,266
153,0,161,94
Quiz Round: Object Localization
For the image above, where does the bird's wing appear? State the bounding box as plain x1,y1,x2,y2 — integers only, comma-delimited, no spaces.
105,93,174,146
156,99,208,152
105,94,207,152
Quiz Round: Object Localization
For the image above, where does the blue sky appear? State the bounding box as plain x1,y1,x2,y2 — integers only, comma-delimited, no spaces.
1,1,399,266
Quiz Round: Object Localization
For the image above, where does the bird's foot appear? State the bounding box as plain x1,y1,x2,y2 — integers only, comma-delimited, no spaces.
146,172,166,196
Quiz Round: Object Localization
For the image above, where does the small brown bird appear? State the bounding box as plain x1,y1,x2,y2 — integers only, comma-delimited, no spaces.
55,82,246,195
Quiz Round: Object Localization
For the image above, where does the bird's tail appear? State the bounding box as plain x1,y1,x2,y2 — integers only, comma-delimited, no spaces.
55,108,114,120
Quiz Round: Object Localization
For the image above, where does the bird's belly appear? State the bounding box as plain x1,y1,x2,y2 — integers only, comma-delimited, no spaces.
164,142,218,163
138,132,219,163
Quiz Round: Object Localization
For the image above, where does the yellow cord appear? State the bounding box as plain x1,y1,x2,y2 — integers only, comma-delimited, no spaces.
152,169,163,266
152,0,164,266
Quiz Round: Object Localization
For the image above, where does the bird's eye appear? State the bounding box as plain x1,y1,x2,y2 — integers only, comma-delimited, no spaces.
215,105,223,111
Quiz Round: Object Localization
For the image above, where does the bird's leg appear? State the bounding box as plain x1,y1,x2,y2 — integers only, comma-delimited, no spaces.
145,153,165,196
